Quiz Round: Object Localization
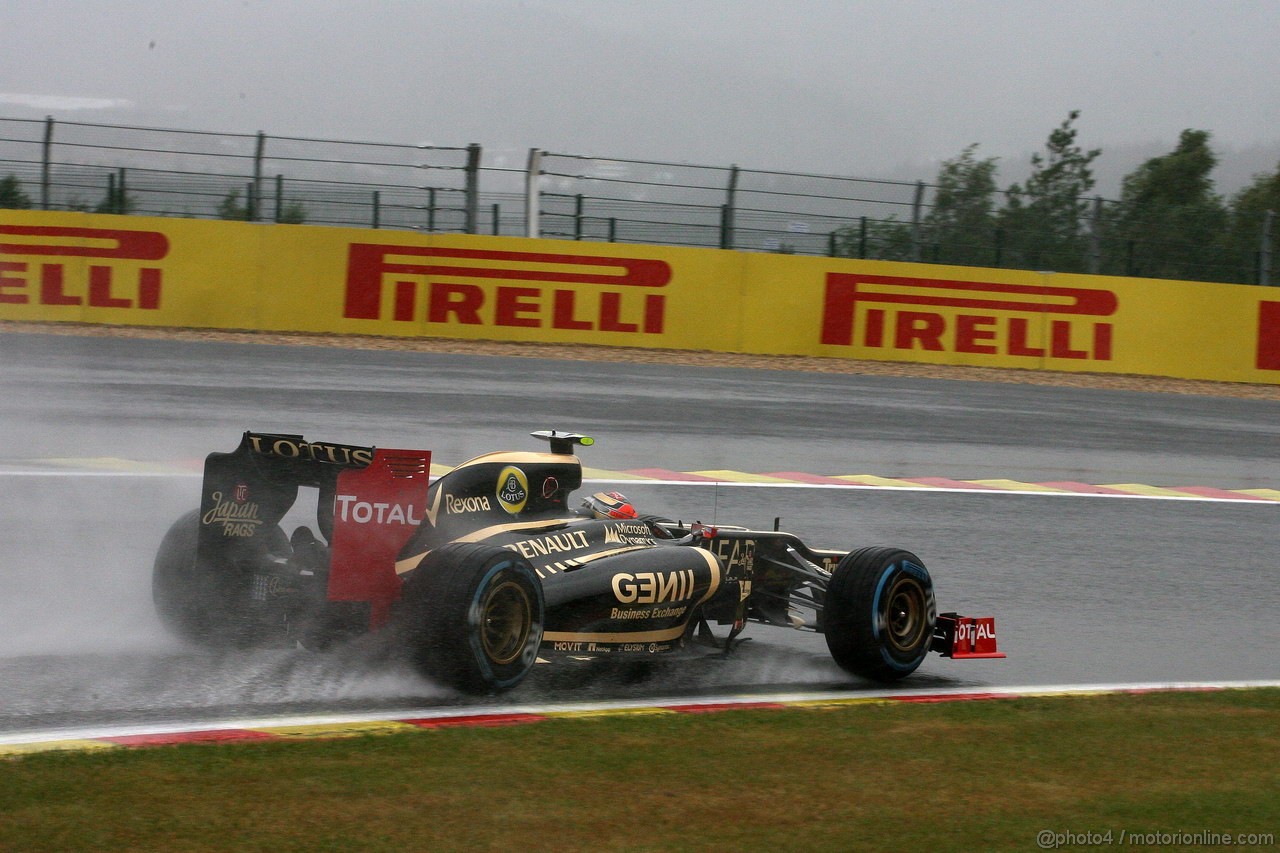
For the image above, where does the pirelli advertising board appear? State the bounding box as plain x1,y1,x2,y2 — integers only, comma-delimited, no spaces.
1,210,1276,385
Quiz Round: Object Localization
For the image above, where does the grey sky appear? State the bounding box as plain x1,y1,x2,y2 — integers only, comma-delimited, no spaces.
4,0,1279,195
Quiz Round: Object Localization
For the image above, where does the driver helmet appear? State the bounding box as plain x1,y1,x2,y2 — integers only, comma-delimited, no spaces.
581,490,638,519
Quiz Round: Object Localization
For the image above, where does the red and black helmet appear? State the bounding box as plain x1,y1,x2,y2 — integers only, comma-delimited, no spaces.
581,491,638,519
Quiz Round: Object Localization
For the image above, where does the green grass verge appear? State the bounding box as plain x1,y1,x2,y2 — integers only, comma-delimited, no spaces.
2,689,1278,852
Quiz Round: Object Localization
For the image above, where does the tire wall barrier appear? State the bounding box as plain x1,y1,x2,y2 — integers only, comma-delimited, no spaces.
1,210,1276,385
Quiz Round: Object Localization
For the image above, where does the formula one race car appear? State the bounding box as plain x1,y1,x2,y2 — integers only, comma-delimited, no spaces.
153,431,1003,693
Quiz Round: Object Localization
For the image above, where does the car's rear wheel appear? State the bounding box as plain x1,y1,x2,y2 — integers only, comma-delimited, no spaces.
152,509,288,648
396,543,544,694
153,509,247,646
823,546,936,681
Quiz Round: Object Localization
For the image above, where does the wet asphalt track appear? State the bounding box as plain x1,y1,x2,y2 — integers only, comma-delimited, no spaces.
0,331,1277,734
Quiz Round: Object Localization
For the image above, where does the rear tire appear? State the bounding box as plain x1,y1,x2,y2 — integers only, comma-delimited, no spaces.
152,509,288,648
152,510,245,646
396,543,544,694
823,547,936,681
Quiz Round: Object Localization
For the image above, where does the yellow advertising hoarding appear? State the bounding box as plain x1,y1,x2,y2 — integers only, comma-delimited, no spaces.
1,210,1276,385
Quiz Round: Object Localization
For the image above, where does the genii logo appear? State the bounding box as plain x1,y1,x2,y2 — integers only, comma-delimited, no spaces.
496,466,529,515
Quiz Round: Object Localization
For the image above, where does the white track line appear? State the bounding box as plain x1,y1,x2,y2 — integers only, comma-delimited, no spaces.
0,468,1275,504
2,680,1277,747
583,479,1280,504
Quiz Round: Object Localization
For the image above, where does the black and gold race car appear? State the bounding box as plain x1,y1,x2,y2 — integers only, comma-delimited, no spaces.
154,430,1002,693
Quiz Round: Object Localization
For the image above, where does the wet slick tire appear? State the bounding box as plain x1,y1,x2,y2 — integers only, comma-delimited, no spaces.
397,543,544,694
152,509,253,647
823,547,936,681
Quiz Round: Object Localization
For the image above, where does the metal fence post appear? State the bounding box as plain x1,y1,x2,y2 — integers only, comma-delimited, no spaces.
910,181,924,262
721,165,738,250
251,131,265,222
274,174,284,223
426,187,436,231
574,194,584,240
40,116,53,210
372,191,381,229
464,143,481,234
525,148,542,238
492,203,500,235
1088,196,1102,275
1262,209,1274,286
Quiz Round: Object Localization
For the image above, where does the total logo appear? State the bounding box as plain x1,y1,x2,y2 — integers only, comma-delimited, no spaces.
955,620,997,643
496,466,529,515
334,494,421,526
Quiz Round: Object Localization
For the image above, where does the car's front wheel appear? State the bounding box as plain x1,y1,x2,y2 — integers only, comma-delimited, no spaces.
823,546,936,681
396,543,544,694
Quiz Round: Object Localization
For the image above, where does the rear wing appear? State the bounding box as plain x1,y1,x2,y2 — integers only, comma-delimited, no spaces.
197,432,431,626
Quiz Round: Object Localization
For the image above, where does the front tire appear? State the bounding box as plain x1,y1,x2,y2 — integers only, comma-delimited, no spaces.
823,547,936,681
396,543,544,694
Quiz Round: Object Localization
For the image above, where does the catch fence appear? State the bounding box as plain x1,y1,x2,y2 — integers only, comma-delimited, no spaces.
0,116,1272,285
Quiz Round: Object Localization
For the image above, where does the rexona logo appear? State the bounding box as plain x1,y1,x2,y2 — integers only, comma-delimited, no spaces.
447,494,491,514
343,244,671,334
821,273,1118,361
496,466,529,515
1259,302,1280,371
0,225,169,310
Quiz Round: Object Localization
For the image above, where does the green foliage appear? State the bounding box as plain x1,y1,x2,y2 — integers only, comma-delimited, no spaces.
998,110,1101,272
1,690,1276,851
216,189,250,221
922,143,999,267
1223,163,1280,283
94,186,137,216
1101,129,1229,280
277,200,307,224
0,174,32,209
830,217,914,261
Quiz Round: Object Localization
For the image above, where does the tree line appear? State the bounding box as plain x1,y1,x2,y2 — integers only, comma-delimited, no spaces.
831,111,1278,285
